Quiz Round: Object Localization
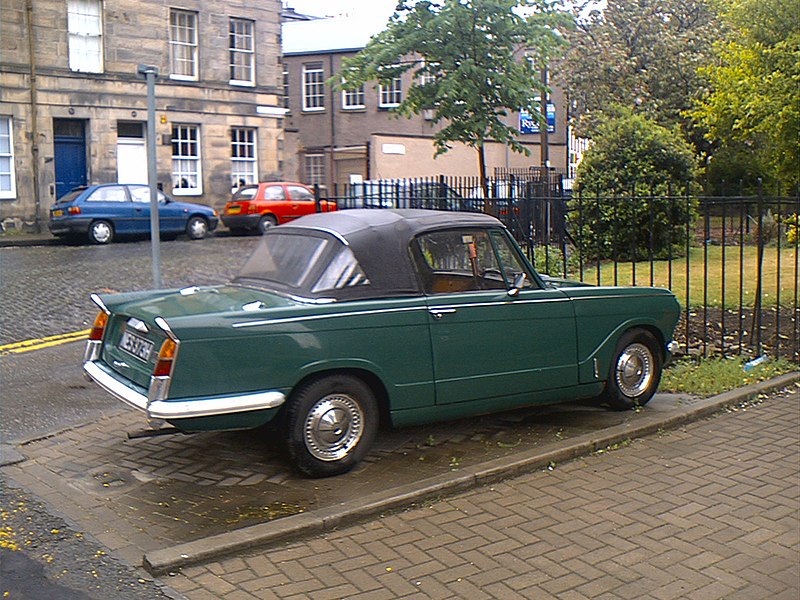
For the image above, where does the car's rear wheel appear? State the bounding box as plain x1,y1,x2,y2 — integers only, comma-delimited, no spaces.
258,214,278,233
602,328,662,411
186,216,209,240
283,374,378,477
88,220,114,244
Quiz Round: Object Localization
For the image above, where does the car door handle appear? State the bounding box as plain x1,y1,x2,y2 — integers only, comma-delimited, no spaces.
429,308,457,319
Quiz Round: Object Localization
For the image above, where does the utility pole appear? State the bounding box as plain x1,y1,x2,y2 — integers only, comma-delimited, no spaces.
137,64,161,288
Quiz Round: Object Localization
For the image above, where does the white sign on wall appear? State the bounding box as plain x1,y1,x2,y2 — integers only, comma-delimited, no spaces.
381,143,406,155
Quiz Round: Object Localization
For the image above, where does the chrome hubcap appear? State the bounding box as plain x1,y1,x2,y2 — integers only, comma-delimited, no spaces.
615,342,653,397
92,222,111,243
189,219,207,237
304,394,363,461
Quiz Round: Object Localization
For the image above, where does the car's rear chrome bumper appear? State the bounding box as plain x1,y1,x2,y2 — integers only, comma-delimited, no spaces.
83,360,285,420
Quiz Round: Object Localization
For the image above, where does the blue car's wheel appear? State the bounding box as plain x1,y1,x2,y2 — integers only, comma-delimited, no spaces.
603,329,662,411
186,216,209,240
284,374,378,477
88,220,114,244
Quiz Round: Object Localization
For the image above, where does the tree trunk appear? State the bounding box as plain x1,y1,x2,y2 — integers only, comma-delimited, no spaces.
477,143,490,213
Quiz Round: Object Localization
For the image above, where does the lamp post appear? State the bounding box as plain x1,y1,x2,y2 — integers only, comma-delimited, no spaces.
137,64,161,288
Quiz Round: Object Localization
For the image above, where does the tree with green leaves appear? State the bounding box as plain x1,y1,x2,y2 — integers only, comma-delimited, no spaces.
692,0,800,192
560,0,719,137
339,0,573,188
572,108,697,260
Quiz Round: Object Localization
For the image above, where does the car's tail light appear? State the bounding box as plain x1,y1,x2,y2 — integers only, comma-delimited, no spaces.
84,295,111,363
68,206,81,215
88,311,109,341
153,339,177,378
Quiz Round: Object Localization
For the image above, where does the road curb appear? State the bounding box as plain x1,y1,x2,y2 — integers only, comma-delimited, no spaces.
143,372,800,575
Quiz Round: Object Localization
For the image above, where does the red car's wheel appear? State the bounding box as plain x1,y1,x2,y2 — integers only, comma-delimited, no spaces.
258,214,278,233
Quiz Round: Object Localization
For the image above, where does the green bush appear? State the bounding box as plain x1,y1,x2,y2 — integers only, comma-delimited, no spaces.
569,195,697,261
530,245,581,278
571,108,698,261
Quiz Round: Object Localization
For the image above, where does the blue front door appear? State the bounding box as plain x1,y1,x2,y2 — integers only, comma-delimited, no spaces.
54,120,87,200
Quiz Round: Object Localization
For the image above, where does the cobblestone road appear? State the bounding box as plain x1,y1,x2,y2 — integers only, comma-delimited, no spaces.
164,390,800,600
0,236,259,344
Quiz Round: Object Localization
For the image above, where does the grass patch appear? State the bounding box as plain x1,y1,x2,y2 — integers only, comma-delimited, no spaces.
661,355,797,396
573,245,798,308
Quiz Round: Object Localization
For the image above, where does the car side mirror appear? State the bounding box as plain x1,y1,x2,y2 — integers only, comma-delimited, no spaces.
507,272,527,297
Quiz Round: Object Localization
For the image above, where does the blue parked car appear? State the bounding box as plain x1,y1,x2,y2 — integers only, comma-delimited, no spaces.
49,184,219,244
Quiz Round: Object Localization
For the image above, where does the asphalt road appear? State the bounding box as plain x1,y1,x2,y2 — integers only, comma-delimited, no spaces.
1,235,260,600
0,235,259,345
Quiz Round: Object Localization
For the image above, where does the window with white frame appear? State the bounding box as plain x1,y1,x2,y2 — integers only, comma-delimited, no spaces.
282,62,290,109
379,76,402,108
305,154,325,187
302,63,325,111
67,0,103,73
170,9,198,80
418,63,435,87
342,85,365,110
171,125,202,194
0,116,15,199
231,128,257,189
229,18,254,85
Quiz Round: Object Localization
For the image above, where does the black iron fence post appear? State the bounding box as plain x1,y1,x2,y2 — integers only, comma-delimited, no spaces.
753,180,765,356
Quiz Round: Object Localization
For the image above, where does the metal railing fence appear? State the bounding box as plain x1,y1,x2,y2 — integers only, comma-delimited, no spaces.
318,176,800,362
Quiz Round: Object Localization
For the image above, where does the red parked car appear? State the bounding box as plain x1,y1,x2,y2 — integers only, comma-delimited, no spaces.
221,182,337,234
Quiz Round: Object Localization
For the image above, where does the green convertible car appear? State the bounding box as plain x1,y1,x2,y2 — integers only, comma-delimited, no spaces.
83,209,681,477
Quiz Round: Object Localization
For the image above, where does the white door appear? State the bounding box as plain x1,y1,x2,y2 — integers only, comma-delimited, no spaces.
116,139,147,184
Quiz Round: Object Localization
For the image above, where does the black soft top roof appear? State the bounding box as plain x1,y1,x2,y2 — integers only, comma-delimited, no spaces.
264,209,506,299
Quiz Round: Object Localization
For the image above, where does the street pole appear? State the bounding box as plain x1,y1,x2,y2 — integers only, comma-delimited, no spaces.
137,64,161,288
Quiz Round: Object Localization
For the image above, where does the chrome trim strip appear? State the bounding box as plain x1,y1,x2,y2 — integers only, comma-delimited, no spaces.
83,339,102,362
233,297,571,329
84,361,285,420
154,316,178,341
127,317,149,333
148,391,285,419
568,292,672,301
148,375,171,402
281,225,349,245
89,293,110,314
431,297,571,311
233,305,428,328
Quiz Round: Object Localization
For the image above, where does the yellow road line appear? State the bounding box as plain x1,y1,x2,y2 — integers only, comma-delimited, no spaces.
0,330,90,355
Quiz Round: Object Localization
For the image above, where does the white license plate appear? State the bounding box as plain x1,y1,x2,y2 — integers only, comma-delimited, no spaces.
119,330,154,361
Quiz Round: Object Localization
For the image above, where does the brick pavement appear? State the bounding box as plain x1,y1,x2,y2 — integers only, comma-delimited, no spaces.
4,393,691,566
162,389,799,600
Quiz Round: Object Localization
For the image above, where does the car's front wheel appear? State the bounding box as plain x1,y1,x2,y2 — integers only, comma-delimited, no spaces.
186,216,209,240
88,220,114,244
283,374,378,477
602,329,662,411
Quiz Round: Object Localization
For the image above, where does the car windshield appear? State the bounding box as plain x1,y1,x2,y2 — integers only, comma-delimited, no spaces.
234,230,372,298
232,185,258,201
236,232,330,289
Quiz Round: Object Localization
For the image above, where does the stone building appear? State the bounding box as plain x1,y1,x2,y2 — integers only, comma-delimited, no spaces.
0,0,284,230
281,12,575,191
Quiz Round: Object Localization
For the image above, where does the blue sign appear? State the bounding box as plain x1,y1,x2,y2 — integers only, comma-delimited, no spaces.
520,104,555,134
